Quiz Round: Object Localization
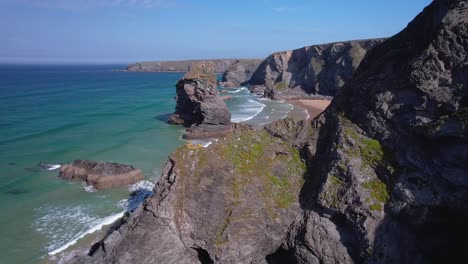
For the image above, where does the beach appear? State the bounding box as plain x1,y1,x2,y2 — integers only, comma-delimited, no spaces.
287,99,332,121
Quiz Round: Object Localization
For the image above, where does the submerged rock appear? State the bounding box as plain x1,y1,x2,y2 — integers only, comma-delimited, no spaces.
59,160,144,190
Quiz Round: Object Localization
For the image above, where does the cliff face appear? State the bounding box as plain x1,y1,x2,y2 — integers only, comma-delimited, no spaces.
219,59,262,87
249,39,385,99
71,0,468,263
126,59,261,74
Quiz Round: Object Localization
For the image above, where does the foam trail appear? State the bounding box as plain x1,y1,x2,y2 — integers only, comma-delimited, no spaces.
46,165,61,171
227,87,247,94
48,211,125,256
39,163,61,171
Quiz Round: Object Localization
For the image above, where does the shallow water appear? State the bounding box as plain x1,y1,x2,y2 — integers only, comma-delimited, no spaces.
0,65,292,263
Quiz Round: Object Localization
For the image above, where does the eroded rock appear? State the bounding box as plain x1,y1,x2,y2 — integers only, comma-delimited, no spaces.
59,160,144,189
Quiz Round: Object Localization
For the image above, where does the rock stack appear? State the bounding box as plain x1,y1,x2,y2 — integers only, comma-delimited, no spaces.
168,61,232,139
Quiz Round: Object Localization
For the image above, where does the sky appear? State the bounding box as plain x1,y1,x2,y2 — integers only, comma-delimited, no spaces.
0,0,432,64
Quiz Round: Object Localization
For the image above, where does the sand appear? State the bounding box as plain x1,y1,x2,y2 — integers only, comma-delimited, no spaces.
287,99,332,121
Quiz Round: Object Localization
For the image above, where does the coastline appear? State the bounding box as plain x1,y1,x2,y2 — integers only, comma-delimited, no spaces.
286,99,331,121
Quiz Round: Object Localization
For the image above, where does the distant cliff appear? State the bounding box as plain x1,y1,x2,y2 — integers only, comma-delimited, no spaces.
126,59,262,74
219,59,262,87
249,38,385,99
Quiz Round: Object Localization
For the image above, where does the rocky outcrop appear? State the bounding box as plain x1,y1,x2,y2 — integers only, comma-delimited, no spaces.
125,59,260,74
59,160,144,189
278,0,468,262
72,0,468,263
168,62,231,138
249,38,385,99
69,121,310,264
219,59,262,87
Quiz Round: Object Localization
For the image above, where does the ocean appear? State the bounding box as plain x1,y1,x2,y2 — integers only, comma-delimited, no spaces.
0,64,292,263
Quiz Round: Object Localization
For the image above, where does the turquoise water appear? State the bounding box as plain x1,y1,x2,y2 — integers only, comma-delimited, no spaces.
0,65,292,263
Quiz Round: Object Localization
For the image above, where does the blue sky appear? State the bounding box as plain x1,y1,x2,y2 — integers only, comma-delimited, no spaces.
0,0,432,64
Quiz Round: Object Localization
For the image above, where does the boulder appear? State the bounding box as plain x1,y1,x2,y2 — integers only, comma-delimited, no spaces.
59,160,144,189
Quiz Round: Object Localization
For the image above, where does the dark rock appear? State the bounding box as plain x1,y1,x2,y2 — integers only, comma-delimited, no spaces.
168,62,232,138
4,189,28,195
249,38,385,99
8,162,15,165
59,160,144,190
219,59,262,87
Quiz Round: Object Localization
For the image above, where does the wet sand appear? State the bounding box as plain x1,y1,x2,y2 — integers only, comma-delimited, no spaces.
287,99,332,121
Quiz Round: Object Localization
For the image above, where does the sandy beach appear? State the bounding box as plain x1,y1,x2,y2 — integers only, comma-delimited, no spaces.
287,99,332,121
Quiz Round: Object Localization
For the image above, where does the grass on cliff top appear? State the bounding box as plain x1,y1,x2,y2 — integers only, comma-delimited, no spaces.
171,128,307,247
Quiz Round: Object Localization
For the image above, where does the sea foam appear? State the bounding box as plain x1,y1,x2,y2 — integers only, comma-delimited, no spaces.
44,180,156,256
231,99,266,123
227,87,247,94
47,211,125,256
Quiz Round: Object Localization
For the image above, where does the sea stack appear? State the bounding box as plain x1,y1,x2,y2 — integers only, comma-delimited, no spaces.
59,160,144,189
168,61,232,138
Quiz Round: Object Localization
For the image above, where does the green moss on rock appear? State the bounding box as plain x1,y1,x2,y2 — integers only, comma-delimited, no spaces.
274,81,289,90
321,175,345,209
363,179,389,203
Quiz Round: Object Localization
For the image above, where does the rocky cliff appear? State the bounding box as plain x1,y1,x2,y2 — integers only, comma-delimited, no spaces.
219,59,262,87
168,62,231,139
126,59,261,74
71,0,467,263
249,38,385,99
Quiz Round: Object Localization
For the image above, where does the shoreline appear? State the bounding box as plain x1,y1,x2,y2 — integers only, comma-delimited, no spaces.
286,99,332,121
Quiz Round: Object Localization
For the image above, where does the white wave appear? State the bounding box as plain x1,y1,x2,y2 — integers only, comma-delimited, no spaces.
129,180,155,192
40,181,155,257
48,211,125,256
231,99,266,123
227,87,247,94
84,185,96,193
46,164,61,171
39,163,61,171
